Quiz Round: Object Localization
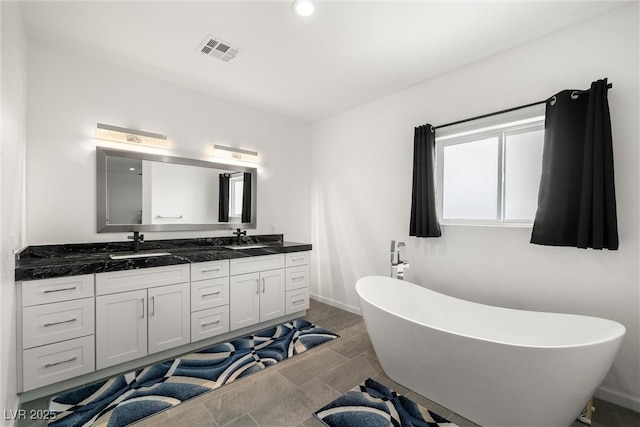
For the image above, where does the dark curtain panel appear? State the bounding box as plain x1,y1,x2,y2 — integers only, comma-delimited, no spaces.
241,172,252,223
218,173,230,222
409,124,441,238
531,79,618,250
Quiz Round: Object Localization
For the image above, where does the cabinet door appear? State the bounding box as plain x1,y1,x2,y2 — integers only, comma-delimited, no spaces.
230,273,260,331
148,283,190,355
96,290,147,370
260,269,285,322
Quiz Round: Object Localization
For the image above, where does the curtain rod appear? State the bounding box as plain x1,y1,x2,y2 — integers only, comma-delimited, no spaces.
433,82,612,131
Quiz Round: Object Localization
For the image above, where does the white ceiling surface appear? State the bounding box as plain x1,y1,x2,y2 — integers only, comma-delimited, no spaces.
19,1,627,122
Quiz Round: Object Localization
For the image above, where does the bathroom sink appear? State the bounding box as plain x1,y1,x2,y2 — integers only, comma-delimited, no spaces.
109,252,172,260
224,244,267,250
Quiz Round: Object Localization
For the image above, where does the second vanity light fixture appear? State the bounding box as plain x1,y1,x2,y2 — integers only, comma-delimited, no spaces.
291,0,314,16
213,144,259,163
96,123,168,149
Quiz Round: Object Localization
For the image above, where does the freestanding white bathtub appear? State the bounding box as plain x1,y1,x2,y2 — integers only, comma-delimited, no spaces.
356,276,625,427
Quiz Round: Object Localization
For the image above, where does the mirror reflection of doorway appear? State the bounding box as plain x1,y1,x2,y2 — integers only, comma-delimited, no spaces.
106,157,142,224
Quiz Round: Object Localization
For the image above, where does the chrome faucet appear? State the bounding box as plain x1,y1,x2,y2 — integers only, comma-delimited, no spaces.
390,240,410,280
128,231,144,253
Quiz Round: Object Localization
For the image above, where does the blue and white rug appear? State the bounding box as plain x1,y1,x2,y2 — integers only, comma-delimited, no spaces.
314,378,458,427
48,319,337,427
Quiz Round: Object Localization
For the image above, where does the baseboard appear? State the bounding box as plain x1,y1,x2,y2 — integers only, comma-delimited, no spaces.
309,293,361,315
595,386,640,413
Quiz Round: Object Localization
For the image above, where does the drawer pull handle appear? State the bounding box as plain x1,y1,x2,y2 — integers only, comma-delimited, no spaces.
43,286,77,294
292,276,305,281
202,291,222,297
201,320,221,327
292,299,305,304
201,268,222,273
291,257,305,262
44,318,77,327
44,356,77,368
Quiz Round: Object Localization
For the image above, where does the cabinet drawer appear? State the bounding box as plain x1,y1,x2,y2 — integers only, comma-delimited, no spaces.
191,260,229,281
23,298,95,349
191,306,229,342
22,335,95,391
230,254,284,276
191,277,229,312
21,275,94,306
286,288,310,315
286,265,310,291
96,264,190,296
286,252,309,267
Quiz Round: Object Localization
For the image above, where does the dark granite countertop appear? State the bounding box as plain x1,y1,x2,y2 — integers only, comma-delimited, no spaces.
15,234,312,282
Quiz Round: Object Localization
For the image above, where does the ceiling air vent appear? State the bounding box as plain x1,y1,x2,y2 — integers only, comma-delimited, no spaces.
198,36,239,63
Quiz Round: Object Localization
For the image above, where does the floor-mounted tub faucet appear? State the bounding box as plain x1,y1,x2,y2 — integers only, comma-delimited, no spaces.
390,240,410,280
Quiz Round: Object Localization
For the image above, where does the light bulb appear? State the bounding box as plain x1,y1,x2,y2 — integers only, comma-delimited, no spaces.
291,0,314,17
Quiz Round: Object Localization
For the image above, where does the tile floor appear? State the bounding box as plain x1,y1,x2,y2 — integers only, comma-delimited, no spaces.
18,298,640,427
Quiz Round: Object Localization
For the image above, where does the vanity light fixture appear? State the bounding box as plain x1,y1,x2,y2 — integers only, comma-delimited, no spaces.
213,144,259,163
291,0,314,16
95,123,168,149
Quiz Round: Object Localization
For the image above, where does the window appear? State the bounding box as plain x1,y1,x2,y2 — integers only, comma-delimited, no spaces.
436,116,544,225
229,175,244,218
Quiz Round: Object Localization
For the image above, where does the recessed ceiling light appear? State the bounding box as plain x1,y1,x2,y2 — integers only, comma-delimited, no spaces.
291,0,314,17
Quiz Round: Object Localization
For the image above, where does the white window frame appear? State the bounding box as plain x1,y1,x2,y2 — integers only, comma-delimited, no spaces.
435,117,545,226
228,174,244,219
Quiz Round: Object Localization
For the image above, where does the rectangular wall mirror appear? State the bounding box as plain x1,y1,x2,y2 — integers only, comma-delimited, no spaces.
96,147,257,232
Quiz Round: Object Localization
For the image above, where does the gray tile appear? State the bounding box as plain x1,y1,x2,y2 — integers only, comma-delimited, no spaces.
371,371,413,396
297,378,341,408
302,415,326,427
329,331,373,359
592,397,640,427
404,391,453,420
15,397,52,427
250,388,313,427
447,412,482,427
279,348,349,386
318,351,383,393
222,414,259,427
153,403,218,427
340,319,367,337
202,371,296,425
250,379,339,427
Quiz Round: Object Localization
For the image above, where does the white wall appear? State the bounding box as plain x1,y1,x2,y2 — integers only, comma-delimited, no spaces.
310,4,640,410
0,1,28,424
26,42,311,245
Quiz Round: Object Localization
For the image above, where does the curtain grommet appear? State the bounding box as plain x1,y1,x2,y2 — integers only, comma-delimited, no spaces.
549,96,557,106
571,91,579,100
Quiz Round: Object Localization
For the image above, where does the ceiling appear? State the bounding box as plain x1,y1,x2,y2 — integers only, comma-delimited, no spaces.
18,1,627,122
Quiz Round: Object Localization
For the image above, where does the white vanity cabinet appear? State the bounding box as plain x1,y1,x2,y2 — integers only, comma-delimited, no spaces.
18,274,96,392
190,260,230,342
16,247,312,395
229,255,286,331
95,265,190,370
285,252,310,314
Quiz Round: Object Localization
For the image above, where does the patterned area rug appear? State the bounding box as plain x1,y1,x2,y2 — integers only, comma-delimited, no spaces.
48,319,337,427
314,378,458,427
